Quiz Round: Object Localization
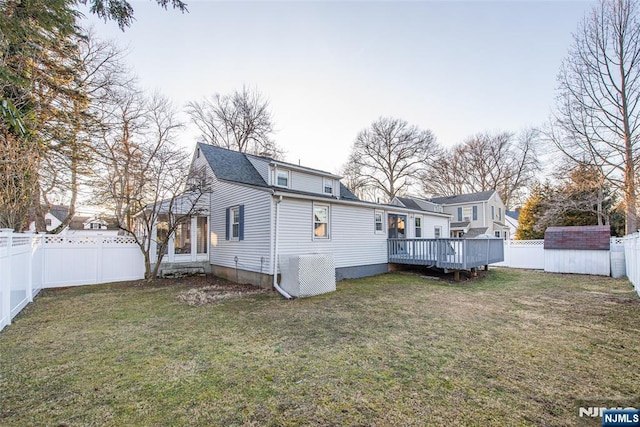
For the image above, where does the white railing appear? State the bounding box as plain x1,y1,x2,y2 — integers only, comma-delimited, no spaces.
0,231,144,332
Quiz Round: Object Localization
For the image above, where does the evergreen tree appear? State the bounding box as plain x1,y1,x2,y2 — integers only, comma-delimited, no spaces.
516,183,552,240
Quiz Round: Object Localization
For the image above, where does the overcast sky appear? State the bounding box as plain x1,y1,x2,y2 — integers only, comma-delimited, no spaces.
82,0,595,174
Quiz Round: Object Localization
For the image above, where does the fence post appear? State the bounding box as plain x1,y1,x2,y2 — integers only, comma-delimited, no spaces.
26,233,33,302
2,229,14,325
96,236,104,284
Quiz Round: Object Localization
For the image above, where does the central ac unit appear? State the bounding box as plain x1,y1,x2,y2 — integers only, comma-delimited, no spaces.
279,253,336,298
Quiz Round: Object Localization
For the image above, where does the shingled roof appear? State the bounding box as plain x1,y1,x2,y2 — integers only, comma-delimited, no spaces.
198,143,360,201
544,225,610,251
395,197,423,211
430,190,496,205
198,144,268,187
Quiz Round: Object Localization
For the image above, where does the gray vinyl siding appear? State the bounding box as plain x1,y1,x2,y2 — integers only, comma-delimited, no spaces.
410,214,449,238
209,181,273,274
276,199,387,271
289,170,325,195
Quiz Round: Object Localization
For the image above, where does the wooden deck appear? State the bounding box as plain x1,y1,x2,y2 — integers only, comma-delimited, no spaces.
388,238,504,270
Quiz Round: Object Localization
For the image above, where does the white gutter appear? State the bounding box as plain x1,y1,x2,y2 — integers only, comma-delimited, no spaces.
272,195,292,299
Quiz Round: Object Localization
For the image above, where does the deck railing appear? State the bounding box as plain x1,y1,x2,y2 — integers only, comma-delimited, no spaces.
387,238,504,270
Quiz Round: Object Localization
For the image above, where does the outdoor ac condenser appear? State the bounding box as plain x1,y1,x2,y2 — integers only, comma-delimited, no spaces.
279,253,336,298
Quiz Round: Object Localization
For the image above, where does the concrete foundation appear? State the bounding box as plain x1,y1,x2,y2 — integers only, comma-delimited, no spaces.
210,262,391,289
335,263,389,281
153,261,211,277
211,264,274,289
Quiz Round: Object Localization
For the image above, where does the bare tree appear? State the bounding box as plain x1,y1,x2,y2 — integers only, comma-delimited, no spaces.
186,86,284,158
422,129,539,209
343,117,438,203
94,92,210,279
42,31,132,233
339,153,373,201
551,0,640,234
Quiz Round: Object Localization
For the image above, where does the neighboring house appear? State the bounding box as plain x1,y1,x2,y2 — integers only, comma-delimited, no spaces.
427,190,510,239
64,215,121,236
505,210,520,240
173,143,451,287
28,205,69,232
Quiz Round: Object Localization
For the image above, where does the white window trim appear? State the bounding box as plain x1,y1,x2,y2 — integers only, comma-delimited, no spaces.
374,210,384,234
312,203,330,240
275,169,290,188
323,178,334,195
231,206,240,240
434,225,442,239
415,216,422,238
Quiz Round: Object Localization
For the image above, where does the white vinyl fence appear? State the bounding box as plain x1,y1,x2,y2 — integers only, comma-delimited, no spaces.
622,234,640,296
494,240,545,269
0,231,144,331
496,238,630,281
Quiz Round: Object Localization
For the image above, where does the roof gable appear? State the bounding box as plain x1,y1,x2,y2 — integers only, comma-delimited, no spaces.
198,144,268,187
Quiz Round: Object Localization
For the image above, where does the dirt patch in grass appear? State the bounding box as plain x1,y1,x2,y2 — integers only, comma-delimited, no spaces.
176,282,267,306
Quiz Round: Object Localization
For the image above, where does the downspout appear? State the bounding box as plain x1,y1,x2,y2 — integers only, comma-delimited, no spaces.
273,195,292,299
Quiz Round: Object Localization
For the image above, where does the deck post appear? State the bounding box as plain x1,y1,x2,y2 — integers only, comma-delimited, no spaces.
454,270,460,281
463,239,468,269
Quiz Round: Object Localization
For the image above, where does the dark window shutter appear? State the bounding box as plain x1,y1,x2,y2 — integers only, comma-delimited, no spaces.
225,207,230,240
457,207,462,221
472,206,477,221
239,205,245,241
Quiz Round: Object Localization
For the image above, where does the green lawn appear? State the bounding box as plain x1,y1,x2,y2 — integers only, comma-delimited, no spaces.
1,269,639,426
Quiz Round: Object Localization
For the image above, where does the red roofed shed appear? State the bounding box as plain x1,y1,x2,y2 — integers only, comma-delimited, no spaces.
543,225,611,275
544,225,610,251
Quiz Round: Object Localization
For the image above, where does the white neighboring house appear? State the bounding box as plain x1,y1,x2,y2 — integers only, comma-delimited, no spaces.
181,144,451,287
427,191,510,239
505,210,520,240
28,205,68,232
63,215,120,236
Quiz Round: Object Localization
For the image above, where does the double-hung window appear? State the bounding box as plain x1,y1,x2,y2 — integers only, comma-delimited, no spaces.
415,217,422,238
374,210,383,233
313,204,329,239
323,179,333,195
276,170,289,187
231,207,240,239
434,226,441,238
226,205,244,241
472,205,478,221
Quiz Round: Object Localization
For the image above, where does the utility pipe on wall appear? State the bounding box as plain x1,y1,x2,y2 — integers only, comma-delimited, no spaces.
273,195,292,299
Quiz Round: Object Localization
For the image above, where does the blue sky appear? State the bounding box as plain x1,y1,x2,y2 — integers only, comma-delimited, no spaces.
82,0,595,173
